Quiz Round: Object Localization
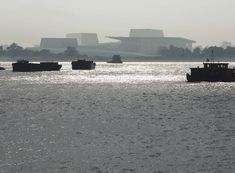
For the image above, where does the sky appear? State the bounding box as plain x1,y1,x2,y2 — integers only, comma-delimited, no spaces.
0,0,235,47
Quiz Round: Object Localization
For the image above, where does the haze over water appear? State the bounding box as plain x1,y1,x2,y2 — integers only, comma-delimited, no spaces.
1,0,235,46
0,62,235,172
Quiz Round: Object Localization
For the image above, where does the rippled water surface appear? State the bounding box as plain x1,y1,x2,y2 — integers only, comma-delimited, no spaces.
0,62,235,173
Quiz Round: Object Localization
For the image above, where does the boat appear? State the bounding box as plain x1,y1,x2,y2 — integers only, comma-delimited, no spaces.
0,66,5,70
12,60,62,72
107,55,123,63
186,61,235,82
71,59,96,70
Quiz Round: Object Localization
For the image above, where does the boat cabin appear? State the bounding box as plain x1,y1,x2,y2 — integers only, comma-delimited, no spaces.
203,63,229,69
17,60,29,63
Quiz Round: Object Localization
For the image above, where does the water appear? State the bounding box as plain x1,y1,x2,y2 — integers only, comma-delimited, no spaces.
0,62,235,173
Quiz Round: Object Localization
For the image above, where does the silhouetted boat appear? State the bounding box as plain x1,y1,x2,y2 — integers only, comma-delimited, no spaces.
107,55,123,63
71,59,96,70
0,66,5,70
186,61,235,82
12,60,62,72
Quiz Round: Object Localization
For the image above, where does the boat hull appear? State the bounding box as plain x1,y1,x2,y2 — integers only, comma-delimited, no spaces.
72,61,96,70
186,73,235,82
107,61,122,63
107,55,123,63
186,62,235,82
12,63,62,72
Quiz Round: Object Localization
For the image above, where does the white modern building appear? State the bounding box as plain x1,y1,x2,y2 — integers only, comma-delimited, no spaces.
108,29,195,55
66,33,99,46
40,38,78,49
129,29,164,38
37,29,196,58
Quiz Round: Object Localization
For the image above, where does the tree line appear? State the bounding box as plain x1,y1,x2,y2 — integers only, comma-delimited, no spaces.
159,45,235,60
0,43,80,61
1,43,235,60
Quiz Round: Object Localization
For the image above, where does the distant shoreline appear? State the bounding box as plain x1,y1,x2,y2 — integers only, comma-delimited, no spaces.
0,59,234,63
0,54,234,63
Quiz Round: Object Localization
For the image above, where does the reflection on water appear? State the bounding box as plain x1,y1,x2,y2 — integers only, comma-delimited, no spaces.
0,62,235,173
1,62,235,84
0,62,205,84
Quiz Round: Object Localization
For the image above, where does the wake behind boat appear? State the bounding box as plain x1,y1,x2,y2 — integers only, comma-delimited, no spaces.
12,60,62,72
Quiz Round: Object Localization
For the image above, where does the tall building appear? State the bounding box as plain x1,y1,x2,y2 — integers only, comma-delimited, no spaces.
66,33,99,46
108,29,195,55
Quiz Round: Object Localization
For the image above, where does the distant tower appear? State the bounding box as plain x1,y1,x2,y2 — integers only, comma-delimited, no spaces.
66,33,99,46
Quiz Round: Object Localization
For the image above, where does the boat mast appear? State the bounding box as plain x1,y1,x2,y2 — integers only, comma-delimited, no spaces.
211,49,214,63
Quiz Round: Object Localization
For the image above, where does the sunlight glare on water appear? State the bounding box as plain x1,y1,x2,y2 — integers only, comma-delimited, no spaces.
0,62,199,84
0,62,235,173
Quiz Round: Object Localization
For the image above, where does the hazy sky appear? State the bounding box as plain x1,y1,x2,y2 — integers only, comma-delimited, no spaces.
0,0,235,47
